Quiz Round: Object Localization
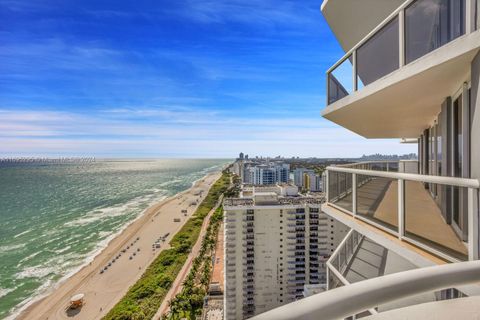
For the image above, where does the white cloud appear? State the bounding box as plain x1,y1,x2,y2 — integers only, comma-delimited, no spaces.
0,108,417,158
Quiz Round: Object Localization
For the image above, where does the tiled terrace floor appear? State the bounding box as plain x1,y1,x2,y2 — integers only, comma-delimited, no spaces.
332,178,467,259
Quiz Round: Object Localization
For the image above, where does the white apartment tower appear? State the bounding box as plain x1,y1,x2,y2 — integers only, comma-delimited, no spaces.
243,163,290,185
223,186,347,320
253,1,480,319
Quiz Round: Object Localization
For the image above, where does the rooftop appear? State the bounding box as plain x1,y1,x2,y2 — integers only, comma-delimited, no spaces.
223,195,324,207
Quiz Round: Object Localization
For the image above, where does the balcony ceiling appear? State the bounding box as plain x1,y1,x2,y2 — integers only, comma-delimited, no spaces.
322,33,480,139
321,0,405,52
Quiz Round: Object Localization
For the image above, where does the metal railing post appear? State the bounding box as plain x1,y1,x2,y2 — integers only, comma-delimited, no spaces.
398,179,405,239
352,50,358,92
326,72,331,105
468,188,479,260
352,173,357,216
325,170,330,202
326,267,330,290
399,9,405,67
466,0,474,34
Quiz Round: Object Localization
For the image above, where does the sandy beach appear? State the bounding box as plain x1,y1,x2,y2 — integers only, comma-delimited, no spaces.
16,171,222,320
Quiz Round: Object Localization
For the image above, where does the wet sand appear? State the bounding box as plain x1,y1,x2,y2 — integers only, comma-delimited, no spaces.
17,171,221,320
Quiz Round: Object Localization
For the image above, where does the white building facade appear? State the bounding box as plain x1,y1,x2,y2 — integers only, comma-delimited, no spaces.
223,187,348,319
243,163,290,185
253,0,480,319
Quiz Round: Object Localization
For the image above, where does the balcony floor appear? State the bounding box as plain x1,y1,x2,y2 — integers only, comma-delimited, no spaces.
333,179,467,259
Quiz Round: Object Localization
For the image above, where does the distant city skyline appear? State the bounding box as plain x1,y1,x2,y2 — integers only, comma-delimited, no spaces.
0,0,417,157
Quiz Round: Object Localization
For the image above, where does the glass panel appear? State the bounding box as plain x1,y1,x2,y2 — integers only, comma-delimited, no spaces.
388,162,399,172
328,56,353,104
453,95,465,232
405,181,468,261
405,0,466,64
371,162,387,171
328,270,344,289
476,0,479,30
356,16,399,86
328,171,353,213
356,175,398,232
338,242,347,272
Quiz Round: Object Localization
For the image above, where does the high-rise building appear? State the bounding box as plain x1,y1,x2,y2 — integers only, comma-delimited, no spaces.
293,168,322,192
243,162,290,185
303,171,322,192
293,168,312,187
223,186,348,319
254,1,480,319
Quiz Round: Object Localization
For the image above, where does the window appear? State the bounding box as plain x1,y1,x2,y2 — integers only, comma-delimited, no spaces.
356,16,399,87
405,0,466,63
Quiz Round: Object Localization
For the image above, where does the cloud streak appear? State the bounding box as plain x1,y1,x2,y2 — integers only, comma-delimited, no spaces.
0,108,416,157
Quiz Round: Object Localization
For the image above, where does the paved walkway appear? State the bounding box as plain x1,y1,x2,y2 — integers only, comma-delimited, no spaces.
153,196,224,320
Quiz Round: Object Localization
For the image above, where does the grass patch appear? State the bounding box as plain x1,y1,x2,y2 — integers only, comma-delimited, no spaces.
166,206,224,319
103,171,231,320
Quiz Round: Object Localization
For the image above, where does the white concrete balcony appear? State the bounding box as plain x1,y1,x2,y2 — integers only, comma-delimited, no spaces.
321,0,406,52
251,260,480,320
323,162,479,263
324,0,480,139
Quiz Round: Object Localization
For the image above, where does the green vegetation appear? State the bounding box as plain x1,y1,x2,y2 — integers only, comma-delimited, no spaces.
103,171,230,320
224,174,241,198
166,206,224,319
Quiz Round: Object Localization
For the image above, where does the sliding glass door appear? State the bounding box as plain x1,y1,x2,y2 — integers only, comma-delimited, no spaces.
451,93,467,240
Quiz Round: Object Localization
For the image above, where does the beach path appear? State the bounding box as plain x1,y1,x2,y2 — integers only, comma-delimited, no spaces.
152,194,224,319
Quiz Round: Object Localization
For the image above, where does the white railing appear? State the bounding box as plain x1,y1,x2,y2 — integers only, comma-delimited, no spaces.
326,0,478,105
325,230,379,317
325,165,480,262
251,260,480,320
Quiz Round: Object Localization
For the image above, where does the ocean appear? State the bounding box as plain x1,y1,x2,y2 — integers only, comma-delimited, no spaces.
0,159,230,319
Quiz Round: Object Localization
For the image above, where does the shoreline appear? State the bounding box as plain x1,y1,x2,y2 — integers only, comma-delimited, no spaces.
15,170,223,320
7,195,168,320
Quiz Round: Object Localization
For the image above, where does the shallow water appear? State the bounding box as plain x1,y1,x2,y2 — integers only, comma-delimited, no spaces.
0,159,229,319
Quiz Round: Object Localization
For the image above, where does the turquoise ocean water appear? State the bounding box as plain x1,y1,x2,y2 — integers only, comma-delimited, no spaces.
0,159,229,319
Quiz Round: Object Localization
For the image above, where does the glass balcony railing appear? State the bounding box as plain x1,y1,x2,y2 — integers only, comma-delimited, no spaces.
326,0,476,105
328,56,353,104
476,0,479,30
324,162,479,262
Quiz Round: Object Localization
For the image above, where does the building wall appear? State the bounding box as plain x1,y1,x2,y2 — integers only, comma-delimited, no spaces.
223,203,347,319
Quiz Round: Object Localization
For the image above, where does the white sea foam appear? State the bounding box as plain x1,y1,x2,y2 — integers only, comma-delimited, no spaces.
0,243,25,253
5,279,54,320
4,167,221,320
15,265,56,280
13,229,32,238
63,190,167,227
54,245,71,254
17,251,41,265
0,288,15,299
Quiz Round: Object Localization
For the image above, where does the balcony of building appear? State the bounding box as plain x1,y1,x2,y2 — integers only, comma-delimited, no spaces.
323,0,480,139
321,0,406,52
323,161,479,263
251,260,480,320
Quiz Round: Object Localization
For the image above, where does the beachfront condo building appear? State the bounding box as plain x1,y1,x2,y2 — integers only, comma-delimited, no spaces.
251,0,480,319
223,185,348,319
242,162,290,185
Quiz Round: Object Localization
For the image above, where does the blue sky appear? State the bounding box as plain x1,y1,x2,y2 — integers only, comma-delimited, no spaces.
0,0,416,158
